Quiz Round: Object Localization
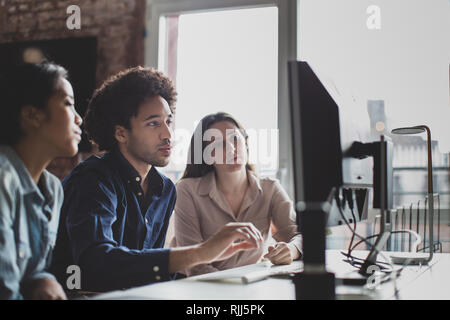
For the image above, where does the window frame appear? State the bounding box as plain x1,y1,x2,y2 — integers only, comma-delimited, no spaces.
145,0,297,197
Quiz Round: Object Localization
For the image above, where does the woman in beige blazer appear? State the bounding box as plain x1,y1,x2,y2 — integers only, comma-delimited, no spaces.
172,112,302,276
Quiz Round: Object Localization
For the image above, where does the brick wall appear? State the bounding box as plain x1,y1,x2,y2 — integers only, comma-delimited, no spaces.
0,0,147,179
0,0,147,87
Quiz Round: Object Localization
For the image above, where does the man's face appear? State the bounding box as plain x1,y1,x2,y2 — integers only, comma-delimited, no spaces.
122,96,174,167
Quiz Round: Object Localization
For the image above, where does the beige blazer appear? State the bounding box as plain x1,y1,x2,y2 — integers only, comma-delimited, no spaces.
171,171,302,276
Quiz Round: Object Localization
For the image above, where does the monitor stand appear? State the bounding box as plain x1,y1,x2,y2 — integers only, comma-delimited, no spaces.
293,202,335,300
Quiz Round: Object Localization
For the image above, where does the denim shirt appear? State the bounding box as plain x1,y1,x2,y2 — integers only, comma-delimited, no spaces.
51,149,176,292
0,146,62,300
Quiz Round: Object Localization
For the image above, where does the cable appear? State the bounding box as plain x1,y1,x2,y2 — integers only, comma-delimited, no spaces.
343,188,358,260
341,235,391,270
338,189,357,259
333,187,426,294
350,230,418,253
341,251,392,270
339,224,426,295
347,206,357,258
343,230,417,270
334,188,396,276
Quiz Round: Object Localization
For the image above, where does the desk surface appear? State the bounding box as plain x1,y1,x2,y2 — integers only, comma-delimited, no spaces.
93,250,450,300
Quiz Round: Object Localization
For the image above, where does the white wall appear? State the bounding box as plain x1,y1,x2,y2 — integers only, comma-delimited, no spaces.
298,0,450,151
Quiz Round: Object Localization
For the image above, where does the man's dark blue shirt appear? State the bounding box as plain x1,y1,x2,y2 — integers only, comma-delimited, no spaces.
51,148,177,292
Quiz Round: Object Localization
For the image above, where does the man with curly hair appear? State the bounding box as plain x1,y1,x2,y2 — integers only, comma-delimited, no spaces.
51,67,263,293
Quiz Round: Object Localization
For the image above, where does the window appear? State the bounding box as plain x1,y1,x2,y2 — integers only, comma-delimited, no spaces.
145,0,296,194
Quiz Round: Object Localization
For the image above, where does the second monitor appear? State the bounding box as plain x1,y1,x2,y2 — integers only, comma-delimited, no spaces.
288,60,393,227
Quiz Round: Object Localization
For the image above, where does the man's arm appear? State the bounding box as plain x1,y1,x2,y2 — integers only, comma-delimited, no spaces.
63,173,173,291
64,172,263,291
168,222,264,274
172,181,220,276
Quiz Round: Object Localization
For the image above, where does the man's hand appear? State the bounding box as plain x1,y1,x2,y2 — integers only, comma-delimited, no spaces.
30,277,67,300
263,242,300,265
168,222,263,274
197,222,264,264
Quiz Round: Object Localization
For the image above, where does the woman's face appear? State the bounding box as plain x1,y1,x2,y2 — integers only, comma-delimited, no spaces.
207,120,248,173
38,77,83,157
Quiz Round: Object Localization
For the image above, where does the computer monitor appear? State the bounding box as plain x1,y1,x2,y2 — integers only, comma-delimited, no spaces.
288,61,393,227
287,61,343,206
288,61,394,278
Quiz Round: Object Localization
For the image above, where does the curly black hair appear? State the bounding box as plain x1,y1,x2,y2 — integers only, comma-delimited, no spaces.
0,61,68,146
84,66,177,151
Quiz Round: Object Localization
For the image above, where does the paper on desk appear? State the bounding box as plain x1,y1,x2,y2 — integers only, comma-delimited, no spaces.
189,261,303,284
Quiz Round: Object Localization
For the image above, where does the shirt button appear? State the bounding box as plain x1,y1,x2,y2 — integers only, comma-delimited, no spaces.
155,275,161,281
153,266,159,272
138,192,143,196
18,251,25,259
136,177,141,182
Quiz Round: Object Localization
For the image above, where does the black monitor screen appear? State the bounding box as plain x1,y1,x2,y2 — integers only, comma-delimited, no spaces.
288,61,392,228
288,61,343,204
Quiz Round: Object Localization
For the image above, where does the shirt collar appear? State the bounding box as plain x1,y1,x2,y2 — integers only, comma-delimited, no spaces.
197,170,262,218
197,171,215,196
146,166,165,197
198,170,262,197
106,148,165,196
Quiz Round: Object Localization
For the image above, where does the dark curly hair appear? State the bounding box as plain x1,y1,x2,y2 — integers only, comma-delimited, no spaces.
84,66,177,151
0,61,68,146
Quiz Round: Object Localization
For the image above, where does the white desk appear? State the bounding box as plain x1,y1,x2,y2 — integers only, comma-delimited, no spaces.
93,250,450,300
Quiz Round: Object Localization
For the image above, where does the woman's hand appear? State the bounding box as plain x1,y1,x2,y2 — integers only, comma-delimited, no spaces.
263,242,300,265
30,277,67,300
